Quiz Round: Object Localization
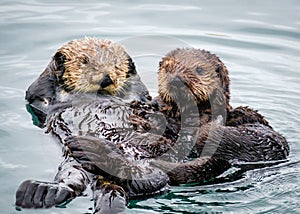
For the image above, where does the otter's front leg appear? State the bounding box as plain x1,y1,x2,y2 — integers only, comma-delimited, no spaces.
151,157,231,185
15,157,91,208
66,136,169,197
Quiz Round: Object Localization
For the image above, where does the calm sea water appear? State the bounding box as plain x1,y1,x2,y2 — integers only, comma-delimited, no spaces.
0,0,299,213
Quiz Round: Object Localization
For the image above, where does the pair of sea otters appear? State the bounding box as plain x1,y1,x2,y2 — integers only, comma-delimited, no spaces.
16,38,289,213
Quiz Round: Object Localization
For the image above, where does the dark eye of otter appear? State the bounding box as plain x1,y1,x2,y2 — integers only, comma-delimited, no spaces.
54,52,66,71
216,65,223,73
196,67,203,74
53,52,66,81
159,61,162,68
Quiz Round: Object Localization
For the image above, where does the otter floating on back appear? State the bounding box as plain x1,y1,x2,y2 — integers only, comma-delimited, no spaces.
16,38,289,212
16,38,173,213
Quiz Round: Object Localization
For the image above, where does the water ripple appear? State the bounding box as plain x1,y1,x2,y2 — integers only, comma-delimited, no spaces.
0,0,299,213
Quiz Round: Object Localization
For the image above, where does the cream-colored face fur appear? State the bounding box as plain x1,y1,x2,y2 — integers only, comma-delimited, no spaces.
56,37,131,95
158,48,230,105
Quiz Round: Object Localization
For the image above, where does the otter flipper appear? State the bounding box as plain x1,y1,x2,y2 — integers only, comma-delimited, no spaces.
65,136,169,198
194,122,289,162
16,157,90,209
16,180,75,208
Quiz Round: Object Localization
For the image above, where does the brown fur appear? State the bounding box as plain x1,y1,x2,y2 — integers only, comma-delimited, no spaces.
158,48,231,115
153,48,289,185
226,106,271,128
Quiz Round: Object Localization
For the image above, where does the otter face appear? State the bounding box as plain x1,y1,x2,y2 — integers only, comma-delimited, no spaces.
158,48,230,107
26,38,136,122
58,38,135,94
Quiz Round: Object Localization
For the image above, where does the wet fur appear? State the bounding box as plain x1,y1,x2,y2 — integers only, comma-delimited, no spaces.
17,38,155,211
158,48,231,117
18,40,289,211
155,48,289,184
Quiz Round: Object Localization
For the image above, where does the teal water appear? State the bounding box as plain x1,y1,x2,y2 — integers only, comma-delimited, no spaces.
1,0,300,213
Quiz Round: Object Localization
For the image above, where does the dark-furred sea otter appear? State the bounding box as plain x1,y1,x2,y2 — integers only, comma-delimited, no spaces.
152,48,289,184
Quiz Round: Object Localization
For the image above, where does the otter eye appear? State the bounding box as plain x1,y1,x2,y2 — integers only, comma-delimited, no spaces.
54,52,65,71
196,67,203,74
216,65,223,73
159,61,163,68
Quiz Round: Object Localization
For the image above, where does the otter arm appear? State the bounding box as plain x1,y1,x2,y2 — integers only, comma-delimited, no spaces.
151,121,289,185
65,136,169,198
226,106,271,127
151,157,231,185
192,122,289,162
15,157,90,208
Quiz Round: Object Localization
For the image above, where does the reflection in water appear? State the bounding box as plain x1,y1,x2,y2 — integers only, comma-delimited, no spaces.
0,0,299,213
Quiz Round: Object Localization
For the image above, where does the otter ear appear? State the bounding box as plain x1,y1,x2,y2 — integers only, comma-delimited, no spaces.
159,61,163,68
53,52,66,80
127,57,137,75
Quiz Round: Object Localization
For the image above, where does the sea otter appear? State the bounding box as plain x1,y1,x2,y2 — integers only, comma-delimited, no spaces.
16,38,175,212
151,48,289,184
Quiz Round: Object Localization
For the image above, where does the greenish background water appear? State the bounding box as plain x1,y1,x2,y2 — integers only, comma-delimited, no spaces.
0,0,299,213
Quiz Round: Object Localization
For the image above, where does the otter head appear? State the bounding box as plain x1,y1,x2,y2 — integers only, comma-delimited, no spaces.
158,48,231,114
25,38,137,126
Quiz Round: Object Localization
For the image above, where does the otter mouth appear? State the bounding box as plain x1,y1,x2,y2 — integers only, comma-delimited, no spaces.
26,103,47,128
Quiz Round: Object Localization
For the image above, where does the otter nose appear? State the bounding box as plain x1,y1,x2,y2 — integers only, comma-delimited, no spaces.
100,74,114,88
170,76,184,88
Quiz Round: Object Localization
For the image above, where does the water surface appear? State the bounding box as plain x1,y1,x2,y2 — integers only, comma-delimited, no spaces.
0,0,299,213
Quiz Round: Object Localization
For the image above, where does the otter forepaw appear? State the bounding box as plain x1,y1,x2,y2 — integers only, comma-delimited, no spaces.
15,180,75,208
65,136,131,176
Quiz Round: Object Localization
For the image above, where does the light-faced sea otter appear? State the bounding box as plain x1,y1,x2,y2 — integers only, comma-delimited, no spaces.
16,38,175,213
